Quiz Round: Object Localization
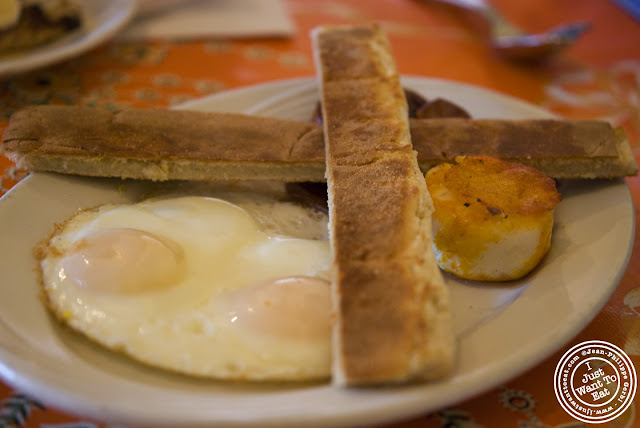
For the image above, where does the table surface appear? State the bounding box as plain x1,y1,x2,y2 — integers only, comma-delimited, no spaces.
1,0,640,426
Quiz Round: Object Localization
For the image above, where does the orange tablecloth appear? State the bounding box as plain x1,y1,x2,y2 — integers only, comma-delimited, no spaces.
1,0,640,426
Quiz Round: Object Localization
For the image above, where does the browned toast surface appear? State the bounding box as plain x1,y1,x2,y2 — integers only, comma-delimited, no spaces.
312,24,454,385
3,105,636,180
2,106,325,181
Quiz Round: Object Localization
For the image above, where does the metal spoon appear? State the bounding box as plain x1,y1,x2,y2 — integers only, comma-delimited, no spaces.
423,0,591,64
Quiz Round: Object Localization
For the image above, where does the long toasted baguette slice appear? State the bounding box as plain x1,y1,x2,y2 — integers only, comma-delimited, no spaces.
411,118,637,178
2,106,326,182
2,105,637,180
312,24,454,385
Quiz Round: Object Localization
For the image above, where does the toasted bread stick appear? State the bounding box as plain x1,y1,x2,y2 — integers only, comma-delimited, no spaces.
2,105,637,181
312,24,454,385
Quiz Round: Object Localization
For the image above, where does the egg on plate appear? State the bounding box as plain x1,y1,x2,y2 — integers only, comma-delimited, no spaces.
37,188,333,381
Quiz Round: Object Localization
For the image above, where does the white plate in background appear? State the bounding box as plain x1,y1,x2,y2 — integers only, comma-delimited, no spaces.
0,0,136,77
0,77,634,427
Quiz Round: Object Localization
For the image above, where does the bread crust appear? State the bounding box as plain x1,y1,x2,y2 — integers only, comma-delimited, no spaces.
312,24,454,385
3,106,636,181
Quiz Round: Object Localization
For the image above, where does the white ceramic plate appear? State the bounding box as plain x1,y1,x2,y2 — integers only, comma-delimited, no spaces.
0,77,634,428
0,0,137,77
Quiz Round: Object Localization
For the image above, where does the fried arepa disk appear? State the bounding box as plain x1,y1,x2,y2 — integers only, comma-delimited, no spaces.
426,156,561,281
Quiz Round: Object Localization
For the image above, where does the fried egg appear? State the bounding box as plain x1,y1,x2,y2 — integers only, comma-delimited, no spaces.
39,191,332,380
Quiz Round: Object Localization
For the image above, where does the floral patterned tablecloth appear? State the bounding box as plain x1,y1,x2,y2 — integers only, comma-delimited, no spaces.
1,0,640,426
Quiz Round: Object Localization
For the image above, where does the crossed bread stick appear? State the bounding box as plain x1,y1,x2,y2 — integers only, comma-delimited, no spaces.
2,105,637,181
312,24,454,385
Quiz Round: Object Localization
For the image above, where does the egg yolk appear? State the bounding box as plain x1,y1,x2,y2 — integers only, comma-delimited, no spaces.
58,228,184,293
221,276,331,342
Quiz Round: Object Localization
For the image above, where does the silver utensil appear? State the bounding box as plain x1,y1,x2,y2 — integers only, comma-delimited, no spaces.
423,0,591,63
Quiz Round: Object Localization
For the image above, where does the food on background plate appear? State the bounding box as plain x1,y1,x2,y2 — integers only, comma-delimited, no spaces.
312,24,454,385
3,105,637,181
37,187,334,380
0,0,82,55
426,156,562,281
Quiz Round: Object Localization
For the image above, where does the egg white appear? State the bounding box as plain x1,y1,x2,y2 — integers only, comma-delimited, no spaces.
39,192,332,380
